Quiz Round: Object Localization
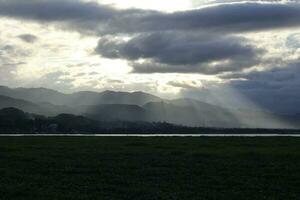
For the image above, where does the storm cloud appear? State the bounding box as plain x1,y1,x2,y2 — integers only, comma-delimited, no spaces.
0,1,300,35
0,0,116,22
95,33,263,74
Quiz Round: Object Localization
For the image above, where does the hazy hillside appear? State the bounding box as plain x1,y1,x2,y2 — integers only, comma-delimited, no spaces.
0,95,45,114
0,86,298,129
69,91,162,106
0,86,68,105
0,86,162,106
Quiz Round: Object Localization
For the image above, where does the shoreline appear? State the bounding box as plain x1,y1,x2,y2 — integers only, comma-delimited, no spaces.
1,134,300,137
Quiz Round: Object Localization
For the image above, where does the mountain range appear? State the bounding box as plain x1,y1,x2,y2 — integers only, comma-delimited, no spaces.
0,86,298,129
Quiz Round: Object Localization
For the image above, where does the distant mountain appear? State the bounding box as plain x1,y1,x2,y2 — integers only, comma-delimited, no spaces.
37,102,74,116
0,95,74,116
0,86,298,129
0,86,162,106
0,86,67,105
69,90,162,106
0,95,45,114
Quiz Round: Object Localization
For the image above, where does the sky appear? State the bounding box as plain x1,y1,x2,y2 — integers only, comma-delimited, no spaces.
0,0,300,113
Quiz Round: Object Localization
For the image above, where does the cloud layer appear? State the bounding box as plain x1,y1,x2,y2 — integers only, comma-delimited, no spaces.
0,1,300,35
96,33,263,74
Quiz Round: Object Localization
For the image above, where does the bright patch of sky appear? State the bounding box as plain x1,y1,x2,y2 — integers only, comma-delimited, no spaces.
93,0,193,11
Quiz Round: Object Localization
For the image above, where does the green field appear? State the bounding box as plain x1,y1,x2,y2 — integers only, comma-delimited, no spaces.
0,137,300,200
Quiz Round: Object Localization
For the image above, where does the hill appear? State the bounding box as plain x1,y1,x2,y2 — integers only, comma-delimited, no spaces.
0,86,162,106
0,86,298,129
0,95,45,114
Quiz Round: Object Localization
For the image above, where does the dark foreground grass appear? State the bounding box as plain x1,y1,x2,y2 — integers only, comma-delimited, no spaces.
0,137,300,200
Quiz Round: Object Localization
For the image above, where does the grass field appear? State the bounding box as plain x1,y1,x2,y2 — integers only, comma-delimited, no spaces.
0,137,300,200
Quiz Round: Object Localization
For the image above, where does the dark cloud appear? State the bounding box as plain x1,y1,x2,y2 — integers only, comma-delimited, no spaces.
131,59,261,74
96,33,263,74
191,0,299,6
0,0,157,35
0,1,300,35
112,2,300,35
96,33,256,64
18,34,38,43
0,0,115,22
